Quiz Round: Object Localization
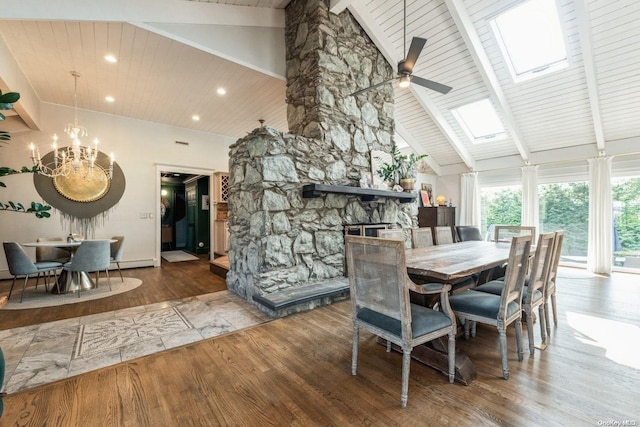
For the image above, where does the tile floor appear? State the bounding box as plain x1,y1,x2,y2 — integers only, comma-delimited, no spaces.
0,290,270,394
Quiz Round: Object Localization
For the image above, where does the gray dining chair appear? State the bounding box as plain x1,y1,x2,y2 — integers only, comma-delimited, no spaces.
3,241,62,302
345,235,456,408
378,229,409,248
434,226,455,245
110,236,125,282
494,225,536,244
411,227,434,248
474,232,556,354
448,235,532,379
456,226,483,242
544,230,564,336
34,237,71,289
345,236,456,408
63,240,112,297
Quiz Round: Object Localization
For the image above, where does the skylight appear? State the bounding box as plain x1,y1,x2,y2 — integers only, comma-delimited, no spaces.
490,0,568,83
451,98,506,143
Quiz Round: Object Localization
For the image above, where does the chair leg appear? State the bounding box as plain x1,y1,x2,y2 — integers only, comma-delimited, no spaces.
538,305,547,345
544,300,551,337
8,277,17,300
448,332,456,384
105,269,112,291
463,319,470,339
515,318,524,362
117,262,124,282
386,340,392,352
551,293,558,326
351,324,359,376
497,322,509,379
525,307,535,355
20,275,30,303
401,349,411,408
471,321,477,338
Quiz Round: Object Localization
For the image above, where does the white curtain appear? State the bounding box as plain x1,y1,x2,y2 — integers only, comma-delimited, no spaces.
521,165,539,230
587,156,612,274
459,172,481,226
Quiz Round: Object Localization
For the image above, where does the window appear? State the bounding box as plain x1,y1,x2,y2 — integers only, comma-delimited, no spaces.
539,181,589,265
451,98,506,143
490,0,568,83
612,177,640,271
480,185,522,239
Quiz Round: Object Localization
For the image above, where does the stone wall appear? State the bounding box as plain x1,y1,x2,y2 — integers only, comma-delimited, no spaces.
226,0,417,313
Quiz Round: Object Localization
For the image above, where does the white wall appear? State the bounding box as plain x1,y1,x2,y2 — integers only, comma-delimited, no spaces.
1,102,235,277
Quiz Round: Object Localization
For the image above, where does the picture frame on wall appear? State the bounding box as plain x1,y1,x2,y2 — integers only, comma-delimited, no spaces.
420,190,431,207
370,149,393,189
421,183,433,206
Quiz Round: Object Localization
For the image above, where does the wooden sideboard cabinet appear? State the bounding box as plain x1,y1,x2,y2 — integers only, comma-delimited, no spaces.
417,207,456,228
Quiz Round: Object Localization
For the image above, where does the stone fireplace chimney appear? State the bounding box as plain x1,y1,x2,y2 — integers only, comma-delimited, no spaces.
226,0,416,316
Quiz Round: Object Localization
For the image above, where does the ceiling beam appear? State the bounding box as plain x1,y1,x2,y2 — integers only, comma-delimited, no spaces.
574,0,606,153
444,0,531,164
410,86,476,170
329,0,353,15
0,0,284,28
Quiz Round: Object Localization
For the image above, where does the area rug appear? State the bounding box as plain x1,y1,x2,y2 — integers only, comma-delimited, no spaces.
161,250,199,262
1,277,143,310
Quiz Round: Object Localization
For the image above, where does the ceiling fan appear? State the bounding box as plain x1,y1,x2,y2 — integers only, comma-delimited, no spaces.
350,0,452,97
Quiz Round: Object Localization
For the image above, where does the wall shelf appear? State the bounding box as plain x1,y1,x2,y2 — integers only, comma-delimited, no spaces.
302,183,417,203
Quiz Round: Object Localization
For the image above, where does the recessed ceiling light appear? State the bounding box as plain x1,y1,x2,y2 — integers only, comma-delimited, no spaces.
104,55,117,63
217,88,226,95
105,96,115,103
192,115,200,121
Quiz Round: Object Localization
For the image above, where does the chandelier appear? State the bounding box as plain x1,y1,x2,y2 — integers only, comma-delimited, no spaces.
30,71,114,182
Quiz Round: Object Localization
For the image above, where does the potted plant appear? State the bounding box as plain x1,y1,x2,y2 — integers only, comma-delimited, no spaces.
396,152,428,191
375,142,427,191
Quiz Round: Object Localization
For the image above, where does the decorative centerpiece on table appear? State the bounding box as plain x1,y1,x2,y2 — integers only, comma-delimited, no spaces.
375,143,427,192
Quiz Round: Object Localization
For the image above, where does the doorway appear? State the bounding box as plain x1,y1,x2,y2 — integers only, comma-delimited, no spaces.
156,165,215,267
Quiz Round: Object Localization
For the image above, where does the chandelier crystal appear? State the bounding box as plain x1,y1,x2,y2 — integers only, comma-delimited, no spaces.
30,71,114,182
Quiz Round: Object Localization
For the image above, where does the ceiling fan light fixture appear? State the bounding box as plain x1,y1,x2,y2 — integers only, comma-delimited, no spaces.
398,75,411,88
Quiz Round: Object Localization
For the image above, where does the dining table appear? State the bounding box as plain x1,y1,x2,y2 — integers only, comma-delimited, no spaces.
400,240,514,385
22,239,116,294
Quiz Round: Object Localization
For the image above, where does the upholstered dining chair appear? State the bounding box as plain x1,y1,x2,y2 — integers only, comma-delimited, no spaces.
473,232,556,354
3,241,62,302
34,237,71,289
63,240,112,297
345,235,456,408
411,227,434,248
455,226,483,242
110,236,125,282
448,235,532,379
544,231,564,336
434,226,455,245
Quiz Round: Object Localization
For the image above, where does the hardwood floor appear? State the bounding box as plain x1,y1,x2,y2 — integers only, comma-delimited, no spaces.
0,255,227,330
2,267,640,425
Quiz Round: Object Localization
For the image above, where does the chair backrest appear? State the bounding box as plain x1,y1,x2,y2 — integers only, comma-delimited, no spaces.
36,237,71,263
494,225,536,244
456,226,483,242
345,235,410,337
411,227,434,248
524,232,556,304
110,236,125,261
434,226,455,245
3,242,38,275
548,230,565,285
377,229,404,241
67,240,111,272
498,235,533,320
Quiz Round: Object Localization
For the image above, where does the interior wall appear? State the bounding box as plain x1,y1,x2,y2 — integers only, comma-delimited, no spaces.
0,102,234,278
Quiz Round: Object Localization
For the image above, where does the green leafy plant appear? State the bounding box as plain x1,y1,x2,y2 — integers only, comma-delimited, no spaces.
375,142,428,185
0,90,52,218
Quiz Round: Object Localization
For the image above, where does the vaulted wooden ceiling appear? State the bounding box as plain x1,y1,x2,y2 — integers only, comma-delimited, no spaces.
1,0,639,175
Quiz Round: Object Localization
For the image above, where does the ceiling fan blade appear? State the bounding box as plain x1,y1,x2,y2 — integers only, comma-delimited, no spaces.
411,75,452,95
350,78,397,96
402,37,427,74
